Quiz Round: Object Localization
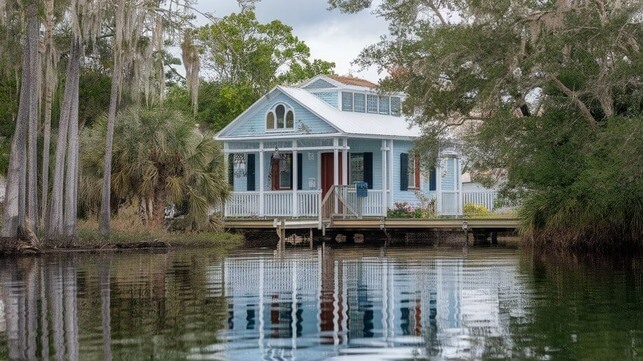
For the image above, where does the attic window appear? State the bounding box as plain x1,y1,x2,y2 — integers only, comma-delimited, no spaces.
266,103,295,131
391,97,401,116
367,95,378,113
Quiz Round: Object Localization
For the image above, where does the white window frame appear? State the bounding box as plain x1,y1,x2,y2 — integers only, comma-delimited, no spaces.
378,95,390,115
266,103,296,132
354,93,366,113
367,94,378,113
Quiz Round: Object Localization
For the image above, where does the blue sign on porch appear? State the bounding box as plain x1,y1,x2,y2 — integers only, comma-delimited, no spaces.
355,182,368,197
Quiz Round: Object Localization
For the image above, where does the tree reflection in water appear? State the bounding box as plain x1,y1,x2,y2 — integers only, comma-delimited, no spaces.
0,248,640,360
0,257,79,360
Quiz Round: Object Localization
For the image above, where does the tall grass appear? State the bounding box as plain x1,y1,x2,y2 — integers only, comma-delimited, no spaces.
75,206,243,249
520,181,643,252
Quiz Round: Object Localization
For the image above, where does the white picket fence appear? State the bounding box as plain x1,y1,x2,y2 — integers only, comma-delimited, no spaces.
463,191,499,211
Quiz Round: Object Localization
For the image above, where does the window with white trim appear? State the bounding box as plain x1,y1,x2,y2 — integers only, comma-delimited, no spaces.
341,92,353,111
350,153,365,183
367,94,378,113
271,154,292,190
379,95,389,115
408,154,420,189
391,96,401,116
354,93,366,112
266,103,295,131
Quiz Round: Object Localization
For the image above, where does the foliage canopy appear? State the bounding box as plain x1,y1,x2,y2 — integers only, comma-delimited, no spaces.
80,107,229,231
329,0,643,249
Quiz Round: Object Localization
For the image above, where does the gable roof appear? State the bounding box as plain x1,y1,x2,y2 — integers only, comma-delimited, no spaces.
299,74,379,92
279,86,420,138
216,85,420,140
327,75,378,89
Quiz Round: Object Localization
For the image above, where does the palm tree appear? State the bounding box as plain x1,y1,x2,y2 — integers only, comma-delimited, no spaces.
81,106,229,231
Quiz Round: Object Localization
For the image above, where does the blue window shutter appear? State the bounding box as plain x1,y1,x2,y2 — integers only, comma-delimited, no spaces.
364,152,373,189
228,153,234,188
429,166,437,191
297,153,303,190
247,154,255,191
400,153,408,191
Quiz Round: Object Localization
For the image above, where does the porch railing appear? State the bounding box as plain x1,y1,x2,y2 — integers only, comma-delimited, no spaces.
224,190,321,218
224,189,500,218
320,185,385,223
225,192,261,217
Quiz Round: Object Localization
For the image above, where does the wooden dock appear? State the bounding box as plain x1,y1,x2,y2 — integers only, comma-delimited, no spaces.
226,217,520,249
224,217,520,231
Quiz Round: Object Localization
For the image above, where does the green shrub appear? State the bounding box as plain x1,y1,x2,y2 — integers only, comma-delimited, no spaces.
387,200,436,218
463,203,491,217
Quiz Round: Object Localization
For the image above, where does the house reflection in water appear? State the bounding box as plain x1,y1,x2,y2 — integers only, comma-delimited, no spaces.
212,248,525,360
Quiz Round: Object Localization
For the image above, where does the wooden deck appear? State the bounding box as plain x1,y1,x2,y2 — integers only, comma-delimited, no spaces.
224,217,520,231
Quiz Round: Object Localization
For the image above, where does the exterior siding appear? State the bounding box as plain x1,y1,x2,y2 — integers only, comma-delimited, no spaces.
226,92,337,138
441,157,457,191
253,150,319,191
301,151,319,190
391,141,449,209
232,155,249,192
303,79,336,89
392,140,426,206
311,91,339,108
347,139,383,190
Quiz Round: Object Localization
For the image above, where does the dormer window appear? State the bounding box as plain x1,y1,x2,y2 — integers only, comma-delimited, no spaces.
354,93,366,112
378,95,389,114
341,92,353,111
391,97,401,116
367,95,378,113
340,91,401,116
266,103,295,131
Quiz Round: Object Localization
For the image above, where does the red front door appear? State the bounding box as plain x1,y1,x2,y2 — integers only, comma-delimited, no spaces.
321,153,343,198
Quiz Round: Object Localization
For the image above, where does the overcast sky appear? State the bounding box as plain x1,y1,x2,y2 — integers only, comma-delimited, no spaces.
193,0,389,83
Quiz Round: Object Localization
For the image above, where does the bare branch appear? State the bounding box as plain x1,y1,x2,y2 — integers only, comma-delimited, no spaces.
549,75,599,130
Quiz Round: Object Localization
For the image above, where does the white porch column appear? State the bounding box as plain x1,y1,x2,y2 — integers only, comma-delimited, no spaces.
292,140,298,217
456,157,462,216
341,138,348,185
333,138,339,185
381,140,388,216
333,138,339,215
436,157,442,215
223,142,230,217
388,140,395,208
259,141,264,217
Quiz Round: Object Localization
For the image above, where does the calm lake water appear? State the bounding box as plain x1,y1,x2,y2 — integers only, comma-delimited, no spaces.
0,246,641,360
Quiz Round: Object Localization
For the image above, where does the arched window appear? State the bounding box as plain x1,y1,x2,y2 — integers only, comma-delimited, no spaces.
266,103,295,131
266,112,275,129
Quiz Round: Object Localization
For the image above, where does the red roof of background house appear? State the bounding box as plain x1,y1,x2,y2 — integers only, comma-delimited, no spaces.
328,75,378,89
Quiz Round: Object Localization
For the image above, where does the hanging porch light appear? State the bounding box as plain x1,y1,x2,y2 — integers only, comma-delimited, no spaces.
233,153,247,177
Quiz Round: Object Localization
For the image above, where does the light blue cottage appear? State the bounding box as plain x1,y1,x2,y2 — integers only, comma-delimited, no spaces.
215,75,462,219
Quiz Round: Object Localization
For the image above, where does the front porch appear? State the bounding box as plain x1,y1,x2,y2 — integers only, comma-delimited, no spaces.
225,187,386,218
223,137,481,220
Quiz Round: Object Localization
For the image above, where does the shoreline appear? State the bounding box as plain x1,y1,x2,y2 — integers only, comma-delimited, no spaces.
0,230,245,257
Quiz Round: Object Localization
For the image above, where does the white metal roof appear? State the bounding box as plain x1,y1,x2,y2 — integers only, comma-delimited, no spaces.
278,86,421,139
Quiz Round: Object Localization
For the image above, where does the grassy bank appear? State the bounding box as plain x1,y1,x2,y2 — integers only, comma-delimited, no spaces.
74,217,244,250
75,221,243,248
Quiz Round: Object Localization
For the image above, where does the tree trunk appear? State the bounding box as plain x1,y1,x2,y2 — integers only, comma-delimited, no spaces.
64,48,80,244
153,184,168,227
40,0,57,229
26,0,40,232
99,0,126,239
47,38,80,242
1,0,38,240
